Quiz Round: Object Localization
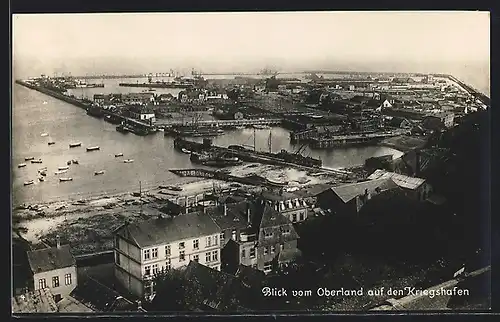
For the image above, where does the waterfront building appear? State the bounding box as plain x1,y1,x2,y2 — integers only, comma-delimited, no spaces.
26,236,77,303
316,178,400,217
129,105,156,124
122,93,154,106
367,169,433,201
113,212,222,298
260,190,310,223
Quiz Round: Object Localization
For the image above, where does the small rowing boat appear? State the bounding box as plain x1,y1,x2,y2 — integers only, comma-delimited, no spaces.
67,160,72,165
86,146,100,152
41,133,49,137
72,159,79,164
54,170,68,175
24,180,35,186
58,166,70,171
39,171,47,176
25,157,35,161
123,159,134,163
38,167,47,172
31,159,43,164
39,177,45,182
115,153,124,157
59,177,73,182
94,170,105,175
69,142,82,148
48,141,56,145
18,163,27,168
181,148,191,154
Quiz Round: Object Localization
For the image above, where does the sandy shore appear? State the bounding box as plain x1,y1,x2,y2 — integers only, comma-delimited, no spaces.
12,163,342,254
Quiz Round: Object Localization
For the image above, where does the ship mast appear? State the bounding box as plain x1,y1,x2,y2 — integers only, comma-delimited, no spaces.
268,130,272,153
139,181,143,216
253,128,256,152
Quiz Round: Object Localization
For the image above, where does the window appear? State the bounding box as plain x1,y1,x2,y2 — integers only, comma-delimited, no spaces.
241,249,246,259
264,231,273,238
291,213,297,222
220,233,224,243
166,259,171,270
53,294,62,303
249,248,256,258
143,249,150,261
212,250,218,262
179,242,185,250
264,261,272,272
152,248,158,259
299,212,304,221
145,265,151,276
38,278,47,289
271,246,276,254
280,243,284,251
206,252,211,263
264,247,268,255
214,235,218,245
283,227,290,235
152,264,159,275
206,236,212,247
64,274,72,286
165,245,171,257
193,254,199,263
52,276,59,288
179,251,185,262
193,239,199,250
115,252,121,266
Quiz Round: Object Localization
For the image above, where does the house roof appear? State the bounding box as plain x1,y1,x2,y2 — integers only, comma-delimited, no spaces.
205,202,251,231
27,245,76,274
291,183,333,198
57,296,94,312
183,261,244,311
367,169,426,190
235,265,266,288
12,288,58,313
115,211,221,248
330,178,400,203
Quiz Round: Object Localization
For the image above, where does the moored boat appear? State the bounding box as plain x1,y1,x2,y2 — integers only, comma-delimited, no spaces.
59,177,73,182
123,159,134,163
58,166,70,171
25,157,35,161
86,146,100,152
31,159,43,164
253,125,271,130
94,170,105,175
72,159,79,164
54,170,68,175
115,153,124,157
48,141,56,145
39,177,45,182
24,180,35,186
69,142,82,148
181,148,191,154
39,171,47,176
67,161,72,165
18,163,27,168
41,133,49,137
116,124,130,133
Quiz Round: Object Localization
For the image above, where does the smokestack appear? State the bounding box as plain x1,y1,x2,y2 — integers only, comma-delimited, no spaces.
247,204,251,224
56,235,61,249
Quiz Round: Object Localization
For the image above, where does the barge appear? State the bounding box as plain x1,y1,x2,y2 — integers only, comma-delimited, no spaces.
87,106,104,118
165,126,224,138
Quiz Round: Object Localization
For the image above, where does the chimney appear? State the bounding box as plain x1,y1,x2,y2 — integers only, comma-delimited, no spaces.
56,235,61,249
247,204,251,224
223,203,227,216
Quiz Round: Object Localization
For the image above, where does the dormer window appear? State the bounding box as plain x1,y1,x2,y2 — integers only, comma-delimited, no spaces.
264,231,273,238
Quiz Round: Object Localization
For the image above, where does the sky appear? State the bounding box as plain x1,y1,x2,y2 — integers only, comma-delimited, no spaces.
12,11,490,90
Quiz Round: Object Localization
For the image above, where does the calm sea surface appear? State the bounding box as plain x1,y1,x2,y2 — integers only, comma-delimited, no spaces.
12,80,403,205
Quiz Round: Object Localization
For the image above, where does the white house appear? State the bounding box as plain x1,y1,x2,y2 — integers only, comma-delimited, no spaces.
113,212,222,299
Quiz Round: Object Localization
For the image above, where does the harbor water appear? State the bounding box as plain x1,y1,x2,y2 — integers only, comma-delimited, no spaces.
12,82,403,206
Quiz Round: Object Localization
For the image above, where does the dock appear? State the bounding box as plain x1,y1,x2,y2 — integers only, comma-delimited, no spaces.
309,130,410,149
